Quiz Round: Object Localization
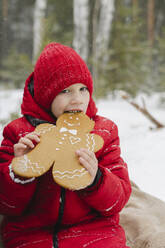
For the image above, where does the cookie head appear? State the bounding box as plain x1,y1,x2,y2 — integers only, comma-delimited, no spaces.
56,112,94,133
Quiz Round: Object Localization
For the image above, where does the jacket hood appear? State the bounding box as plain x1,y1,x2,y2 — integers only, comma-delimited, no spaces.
21,72,98,123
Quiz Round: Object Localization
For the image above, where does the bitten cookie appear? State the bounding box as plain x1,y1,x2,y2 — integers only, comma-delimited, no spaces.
12,112,104,190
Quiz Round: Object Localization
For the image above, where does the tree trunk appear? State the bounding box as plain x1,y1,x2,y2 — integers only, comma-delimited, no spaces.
132,0,138,5
0,0,8,64
132,0,138,21
92,0,115,92
73,0,89,62
96,0,115,64
124,0,131,6
33,0,47,63
147,0,155,47
91,0,100,91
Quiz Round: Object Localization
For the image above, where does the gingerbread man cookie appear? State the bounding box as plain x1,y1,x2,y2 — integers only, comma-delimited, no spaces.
12,112,104,190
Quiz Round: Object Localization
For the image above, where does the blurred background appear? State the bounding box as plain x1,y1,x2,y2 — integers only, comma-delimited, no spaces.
0,0,165,97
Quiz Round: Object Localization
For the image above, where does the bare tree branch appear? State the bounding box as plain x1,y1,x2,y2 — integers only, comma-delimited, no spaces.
121,92,165,129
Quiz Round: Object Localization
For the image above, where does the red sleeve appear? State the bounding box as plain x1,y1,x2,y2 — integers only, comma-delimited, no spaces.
78,122,132,217
0,124,37,216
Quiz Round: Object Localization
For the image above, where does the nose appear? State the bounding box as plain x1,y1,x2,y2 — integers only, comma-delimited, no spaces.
70,91,83,105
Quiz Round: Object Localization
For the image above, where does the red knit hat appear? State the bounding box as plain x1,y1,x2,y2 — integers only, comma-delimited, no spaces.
33,43,93,110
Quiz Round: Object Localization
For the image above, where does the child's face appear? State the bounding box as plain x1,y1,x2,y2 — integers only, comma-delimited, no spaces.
51,83,90,118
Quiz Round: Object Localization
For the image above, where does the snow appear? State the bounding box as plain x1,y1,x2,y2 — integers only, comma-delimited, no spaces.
0,89,165,202
97,93,165,202
0,89,22,121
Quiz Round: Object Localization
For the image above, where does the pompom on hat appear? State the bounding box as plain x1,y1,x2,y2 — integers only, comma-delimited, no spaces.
33,43,94,111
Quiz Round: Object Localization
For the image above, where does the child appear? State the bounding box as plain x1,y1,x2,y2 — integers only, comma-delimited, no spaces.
0,43,131,248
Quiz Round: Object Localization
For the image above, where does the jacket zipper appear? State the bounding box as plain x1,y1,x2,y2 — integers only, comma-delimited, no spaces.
53,187,66,248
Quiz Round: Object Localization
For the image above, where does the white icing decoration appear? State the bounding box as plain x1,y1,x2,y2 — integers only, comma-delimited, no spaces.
38,126,55,134
56,148,60,151
69,129,77,135
16,155,45,175
59,127,77,135
60,127,67,132
91,134,95,151
69,136,81,144
86,133,95,151
53,170,88,179
55,168,85,175
86,133,90,151
64,120,80,127
53,168,88,179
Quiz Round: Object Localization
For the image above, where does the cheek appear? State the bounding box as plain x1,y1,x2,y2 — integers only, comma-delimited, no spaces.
86,93,90,105
51,96,64,109
51,97,63,117
84,94,90,112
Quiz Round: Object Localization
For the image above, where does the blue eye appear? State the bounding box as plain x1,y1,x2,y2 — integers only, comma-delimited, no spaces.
80,87,88,92
60,89,69,94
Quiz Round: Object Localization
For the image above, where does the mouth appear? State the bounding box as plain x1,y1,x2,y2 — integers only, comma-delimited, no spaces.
64,110,82,114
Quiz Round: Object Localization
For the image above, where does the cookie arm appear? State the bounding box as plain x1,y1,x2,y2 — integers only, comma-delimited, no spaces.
12,123,56,178
0,124,37,216
78,123,131,217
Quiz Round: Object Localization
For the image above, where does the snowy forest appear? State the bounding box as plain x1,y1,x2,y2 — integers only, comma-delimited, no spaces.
0,2,165,247
0,0,165,97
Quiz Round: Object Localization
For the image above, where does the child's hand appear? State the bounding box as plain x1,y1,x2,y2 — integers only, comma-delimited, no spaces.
14,132,40,157
76,148,98,186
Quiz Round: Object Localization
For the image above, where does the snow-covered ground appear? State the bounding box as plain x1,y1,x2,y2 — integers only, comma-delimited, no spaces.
97,93,165,202
0,89,165,202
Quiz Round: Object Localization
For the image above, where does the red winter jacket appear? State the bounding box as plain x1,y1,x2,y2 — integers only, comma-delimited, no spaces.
0,74,131,248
